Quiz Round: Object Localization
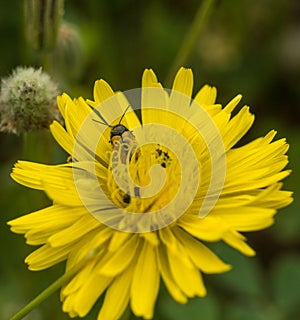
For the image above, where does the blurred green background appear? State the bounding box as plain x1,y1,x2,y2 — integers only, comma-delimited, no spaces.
1,0,300,319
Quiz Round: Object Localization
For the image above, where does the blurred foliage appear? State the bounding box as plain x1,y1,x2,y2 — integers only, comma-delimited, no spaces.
0,0,299,319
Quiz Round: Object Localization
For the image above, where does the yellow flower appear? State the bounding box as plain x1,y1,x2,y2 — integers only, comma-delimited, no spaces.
8,68,293,319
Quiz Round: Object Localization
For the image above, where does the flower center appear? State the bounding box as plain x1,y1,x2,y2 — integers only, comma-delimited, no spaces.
106,138,180,214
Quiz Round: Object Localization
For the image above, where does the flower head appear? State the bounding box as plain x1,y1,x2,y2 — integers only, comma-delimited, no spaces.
0,67,60,134
8,68,292,319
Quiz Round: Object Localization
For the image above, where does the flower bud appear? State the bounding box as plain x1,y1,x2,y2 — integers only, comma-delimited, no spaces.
24,0,64,50
0,67,60,134
52,22,84,82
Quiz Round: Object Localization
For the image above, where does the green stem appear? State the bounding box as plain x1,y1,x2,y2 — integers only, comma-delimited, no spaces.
22,131,55,209
165,0,215,87
9,260,87,320
23,132,39,161
40,49,52,73
23,130,53,162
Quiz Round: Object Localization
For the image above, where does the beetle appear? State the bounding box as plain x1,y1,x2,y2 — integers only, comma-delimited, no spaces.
93,105,134,146
93,105,138,205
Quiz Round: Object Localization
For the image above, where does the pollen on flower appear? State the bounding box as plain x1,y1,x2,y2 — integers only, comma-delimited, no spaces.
154,145,172,168
107,141,179,214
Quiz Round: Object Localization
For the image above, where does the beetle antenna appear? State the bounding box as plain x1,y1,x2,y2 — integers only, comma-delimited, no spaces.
118,105,131,124
92,107,110,125
92,119,113,127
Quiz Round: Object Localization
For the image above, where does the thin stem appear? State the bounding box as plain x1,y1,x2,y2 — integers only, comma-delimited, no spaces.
165,0,215,87
23,130,53,162
9,259,87,320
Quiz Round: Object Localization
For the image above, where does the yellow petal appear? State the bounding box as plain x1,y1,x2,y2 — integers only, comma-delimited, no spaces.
108,231,131,252
159,228,194,268
93,79,115,105
8,205,82,232
64,97,93,139
167,245,206,297
48,214,100,247
61,256,98,298
131,241,160,319
9,206,86,246
178,215,225,241
57,93,73,119
223,230,256,256
98,264,135,320
169,67,193,115
72,261,112,317
140,231,159,246
157,245,188,303
141,69,168,124
173,227,231,273
194,85,217,106
222,106,255,150
223,94,242,113
115,92,141,129
213,207,276,232
50,121,74,155
171,67,193,97
25,244,70,270
99,235,139,276
142,69,161,88
66,227,112,268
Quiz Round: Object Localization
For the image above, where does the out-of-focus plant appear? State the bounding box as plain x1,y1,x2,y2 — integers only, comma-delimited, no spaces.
0,0,299,319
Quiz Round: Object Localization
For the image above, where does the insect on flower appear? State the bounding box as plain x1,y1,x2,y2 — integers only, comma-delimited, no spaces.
7,68,293,320
93,105,140,205
93,105,135,147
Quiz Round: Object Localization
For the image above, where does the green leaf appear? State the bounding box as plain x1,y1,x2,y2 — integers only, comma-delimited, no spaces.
209,243,264,297
272,203,300,243
158,292,220,320
224,300,284,320
270,253,300,314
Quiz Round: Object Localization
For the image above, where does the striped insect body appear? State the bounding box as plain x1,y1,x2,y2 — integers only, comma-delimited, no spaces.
93,106,140,205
